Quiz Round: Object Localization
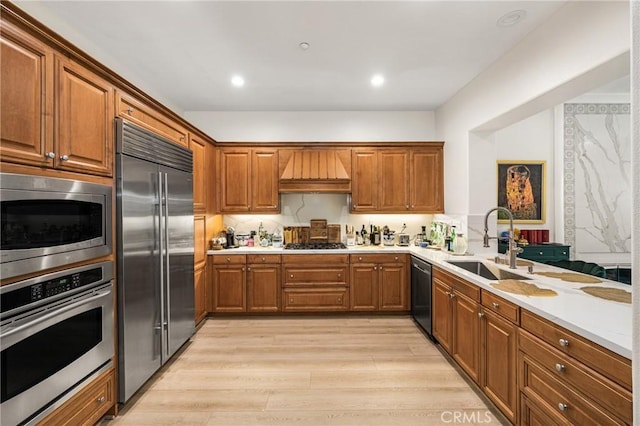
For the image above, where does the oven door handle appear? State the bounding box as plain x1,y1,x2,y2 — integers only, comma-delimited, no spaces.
1,289,111,340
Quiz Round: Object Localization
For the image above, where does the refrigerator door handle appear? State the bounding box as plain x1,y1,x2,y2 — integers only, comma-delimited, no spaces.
163,172,171,359
157,171,166,361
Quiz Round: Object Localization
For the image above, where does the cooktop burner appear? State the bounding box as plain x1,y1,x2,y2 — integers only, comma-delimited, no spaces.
284,243,347,250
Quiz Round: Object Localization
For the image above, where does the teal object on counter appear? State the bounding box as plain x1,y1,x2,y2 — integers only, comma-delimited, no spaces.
498,242,570,263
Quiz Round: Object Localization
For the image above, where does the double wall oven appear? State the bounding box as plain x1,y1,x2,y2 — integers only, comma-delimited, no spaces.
0,173,115,425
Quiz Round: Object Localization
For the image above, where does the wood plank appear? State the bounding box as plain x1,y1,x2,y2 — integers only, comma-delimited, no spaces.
100,317,498,426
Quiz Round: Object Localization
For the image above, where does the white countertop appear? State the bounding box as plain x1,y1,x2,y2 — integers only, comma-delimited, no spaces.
208,245,632,359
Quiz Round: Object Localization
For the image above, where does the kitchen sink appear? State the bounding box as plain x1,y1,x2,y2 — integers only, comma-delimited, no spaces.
446,261,530,281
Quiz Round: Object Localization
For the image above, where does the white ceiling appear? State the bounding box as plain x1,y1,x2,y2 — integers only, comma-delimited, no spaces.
15,1,567,112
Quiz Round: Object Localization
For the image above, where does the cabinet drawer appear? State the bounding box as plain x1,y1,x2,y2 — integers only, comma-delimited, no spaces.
282,254,348,264
283,266,348,286
211,254,247,265
519,330,631,424
521,310,631,390
350,254,405,264
40,367,115,426
434,267,480,302
481,290,519,324
520,353,624,426
116,92,188,147
247,254,281,264
282,288,348,311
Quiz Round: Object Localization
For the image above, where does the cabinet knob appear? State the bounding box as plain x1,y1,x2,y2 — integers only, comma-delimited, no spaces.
126,107,134,115
539,251,544,255
492,302,500,309
555,363,566,372
358,256,363,261
262,257,266,262
477,312,485,318
247,267,251,271
354,204,358,208
60,154,69,161
411,205,415,208
226,257,231,262
337,297,342,303
559,338,569,347
447,292,455,299
562,251,567,255
97,396,106,403
379,266,383,270
394,256,398,261
45,151,55,159
248,205,251,209
290,298,294,303
242,267,245,271
290,274,294,278
337,273,342,278
180,136,185,141
373,266,377,270
406,205,409,209
558,403,568,412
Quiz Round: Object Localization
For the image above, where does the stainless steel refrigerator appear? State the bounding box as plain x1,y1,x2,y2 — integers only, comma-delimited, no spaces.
115,118,195,403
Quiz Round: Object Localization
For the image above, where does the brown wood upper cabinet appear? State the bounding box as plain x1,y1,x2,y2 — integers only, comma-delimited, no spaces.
116,91,188,147
351,145,443,213
190,134,207,213
1,21,114,176
1,20,53,168
218,148,279,213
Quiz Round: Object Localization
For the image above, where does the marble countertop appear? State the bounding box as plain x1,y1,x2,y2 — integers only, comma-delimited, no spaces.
207,245,632,359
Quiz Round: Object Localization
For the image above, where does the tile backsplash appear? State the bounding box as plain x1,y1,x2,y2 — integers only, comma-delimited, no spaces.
222,193,433,242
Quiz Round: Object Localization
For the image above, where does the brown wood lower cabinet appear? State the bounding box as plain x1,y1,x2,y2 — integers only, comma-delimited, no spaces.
39,367,115,426
520,394,569,426
247,263,280,312
281,254,348,313
349,254,409,312
194,266,206,324
210,255,247,313
432,268,481,383
480,308,518,424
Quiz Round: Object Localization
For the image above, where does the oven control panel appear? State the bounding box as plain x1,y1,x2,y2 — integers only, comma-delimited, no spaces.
1,267,103,316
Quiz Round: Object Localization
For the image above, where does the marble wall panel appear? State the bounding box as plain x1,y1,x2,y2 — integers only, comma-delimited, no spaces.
564,103,631,265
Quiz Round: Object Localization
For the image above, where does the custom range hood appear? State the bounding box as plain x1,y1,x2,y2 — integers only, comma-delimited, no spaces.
279,149,351,193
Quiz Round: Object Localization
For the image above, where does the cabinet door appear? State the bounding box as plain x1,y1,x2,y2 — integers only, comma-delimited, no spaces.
251,149,279,212
194,215,206,270
116,92,188,147
432,279,453,354
379,263,408,311
351,149,378,211
410,148,444,212
350,263,378,311
190,135,207,213
194,267,206,325
247,265,280,312
378,150,409,211
219,149,251,212
1,21,53,167
212,266,246,312
481,309,518,423
56,57,114,176
452,291,481,383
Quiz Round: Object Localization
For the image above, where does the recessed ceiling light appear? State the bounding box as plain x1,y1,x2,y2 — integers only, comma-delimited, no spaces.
371,74,385,87
299,42,310,51
497,10,527,27
231,75,245,87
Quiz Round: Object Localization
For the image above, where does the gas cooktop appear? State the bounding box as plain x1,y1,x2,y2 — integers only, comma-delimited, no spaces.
284,243,347,250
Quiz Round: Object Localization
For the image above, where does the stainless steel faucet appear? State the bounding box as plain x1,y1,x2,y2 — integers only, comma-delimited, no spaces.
483,206,523,269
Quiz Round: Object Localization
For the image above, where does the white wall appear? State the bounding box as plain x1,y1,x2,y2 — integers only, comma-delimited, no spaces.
184,111,436,142
630,1,639,419
436,1,630,216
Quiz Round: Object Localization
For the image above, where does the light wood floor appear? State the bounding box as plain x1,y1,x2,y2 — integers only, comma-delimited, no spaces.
102,316,504,425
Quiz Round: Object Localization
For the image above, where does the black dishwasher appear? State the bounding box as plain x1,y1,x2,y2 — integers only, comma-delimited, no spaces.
411,256,432,337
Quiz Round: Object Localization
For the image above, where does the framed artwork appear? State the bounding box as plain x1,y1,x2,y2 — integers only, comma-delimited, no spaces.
497,160,546,224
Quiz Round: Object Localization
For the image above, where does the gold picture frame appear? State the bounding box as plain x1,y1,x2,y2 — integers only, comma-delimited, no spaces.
497,160,546,224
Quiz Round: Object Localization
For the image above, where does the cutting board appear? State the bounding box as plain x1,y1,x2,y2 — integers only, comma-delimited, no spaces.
491,279,557,297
